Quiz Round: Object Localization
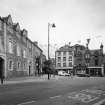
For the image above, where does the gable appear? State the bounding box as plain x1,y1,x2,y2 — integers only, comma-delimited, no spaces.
15,23,20,31
22,29,27,37
7,15,13,25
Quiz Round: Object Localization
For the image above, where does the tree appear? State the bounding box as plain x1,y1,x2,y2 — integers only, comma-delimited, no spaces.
43,60,51,79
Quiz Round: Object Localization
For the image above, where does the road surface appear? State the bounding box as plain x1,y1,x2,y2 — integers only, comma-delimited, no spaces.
0,77,105,105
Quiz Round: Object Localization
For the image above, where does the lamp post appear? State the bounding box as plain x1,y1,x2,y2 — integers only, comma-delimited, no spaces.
48,23,56,60
47,23,56,79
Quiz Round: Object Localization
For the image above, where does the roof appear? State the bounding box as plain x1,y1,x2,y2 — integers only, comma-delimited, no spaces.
56,44,86,52
57,44,72,52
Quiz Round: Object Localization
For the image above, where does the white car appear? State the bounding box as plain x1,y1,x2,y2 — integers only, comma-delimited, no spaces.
58,71,70,76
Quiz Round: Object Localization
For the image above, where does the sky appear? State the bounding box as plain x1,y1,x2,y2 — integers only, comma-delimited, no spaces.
0,0,105,58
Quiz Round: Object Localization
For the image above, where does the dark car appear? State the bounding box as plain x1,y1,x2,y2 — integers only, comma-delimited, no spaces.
76,73,90,77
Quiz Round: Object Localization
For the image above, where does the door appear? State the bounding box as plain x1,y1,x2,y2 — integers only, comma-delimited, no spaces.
0,57,4,78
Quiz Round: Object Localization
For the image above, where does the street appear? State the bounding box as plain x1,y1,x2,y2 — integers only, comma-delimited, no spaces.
0,77,105,105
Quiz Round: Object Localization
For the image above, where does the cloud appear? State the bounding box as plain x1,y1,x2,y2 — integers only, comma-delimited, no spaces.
76,0,105,30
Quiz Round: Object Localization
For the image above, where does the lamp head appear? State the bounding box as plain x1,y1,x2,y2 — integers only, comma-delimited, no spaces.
52,23,56,28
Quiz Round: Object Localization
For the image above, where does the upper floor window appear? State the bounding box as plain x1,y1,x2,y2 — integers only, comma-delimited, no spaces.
23,49,27,58
8,41,13,53
69,56,72,61
57,57,61,62
63,57,66,62
69,62,72,67
17,45,21,56
63,51,66,56
63,63,66,67
85,54,90,59
57,63,61,67
95,59,98,66
58,52,61,56
69,51,72,55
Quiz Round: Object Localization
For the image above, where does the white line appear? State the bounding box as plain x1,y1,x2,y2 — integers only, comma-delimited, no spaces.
50,95,61,99
18,100,36,105
93,99,105,105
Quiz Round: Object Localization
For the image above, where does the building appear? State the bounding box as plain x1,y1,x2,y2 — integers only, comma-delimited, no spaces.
55,43,105,76
0,15,43,78
55,44,74,74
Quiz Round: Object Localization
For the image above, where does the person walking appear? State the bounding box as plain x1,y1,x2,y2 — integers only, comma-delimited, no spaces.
0,69,4,84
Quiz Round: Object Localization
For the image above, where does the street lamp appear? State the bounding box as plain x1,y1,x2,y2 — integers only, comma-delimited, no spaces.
48,23,56,60
47,23,56,80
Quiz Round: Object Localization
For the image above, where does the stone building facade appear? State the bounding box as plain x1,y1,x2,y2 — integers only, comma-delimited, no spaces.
0,15,43,78
55,44,105,76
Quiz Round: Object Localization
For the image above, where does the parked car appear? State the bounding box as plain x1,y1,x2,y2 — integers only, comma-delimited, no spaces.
58,71,70,76
76,73,90,77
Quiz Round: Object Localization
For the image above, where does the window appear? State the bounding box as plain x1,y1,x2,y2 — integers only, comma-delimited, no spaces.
23,49,27,58
8,41,13,53
17,62,21,70
58,57,61,62
57,63,61,67
7,26,13,34
58,52,61,56
63,63,66,67
8,60,13,71
63,51,66,56
95,59,98,66
69,62,72,67
24,63,27,70
69,56,72,61
69,51,72,55
63,57,66,62
85,54,90,59
17,45,21,56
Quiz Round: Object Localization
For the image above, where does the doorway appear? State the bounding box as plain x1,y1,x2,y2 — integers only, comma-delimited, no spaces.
0,57,4,78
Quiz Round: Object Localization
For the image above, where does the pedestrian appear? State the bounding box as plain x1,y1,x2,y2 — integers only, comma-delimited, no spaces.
0,70,4,84
0,75,4,84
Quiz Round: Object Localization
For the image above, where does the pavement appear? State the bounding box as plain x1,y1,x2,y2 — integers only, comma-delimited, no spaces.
0,74,103,85
0,74,60,85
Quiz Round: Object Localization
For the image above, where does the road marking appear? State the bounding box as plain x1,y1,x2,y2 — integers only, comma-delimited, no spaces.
50,95,61,99
93,99,105,105
18,100,36,105
82,89,105,95
68,93,98,103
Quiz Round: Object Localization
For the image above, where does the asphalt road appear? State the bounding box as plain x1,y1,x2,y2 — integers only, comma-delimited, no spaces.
0,77,105,105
